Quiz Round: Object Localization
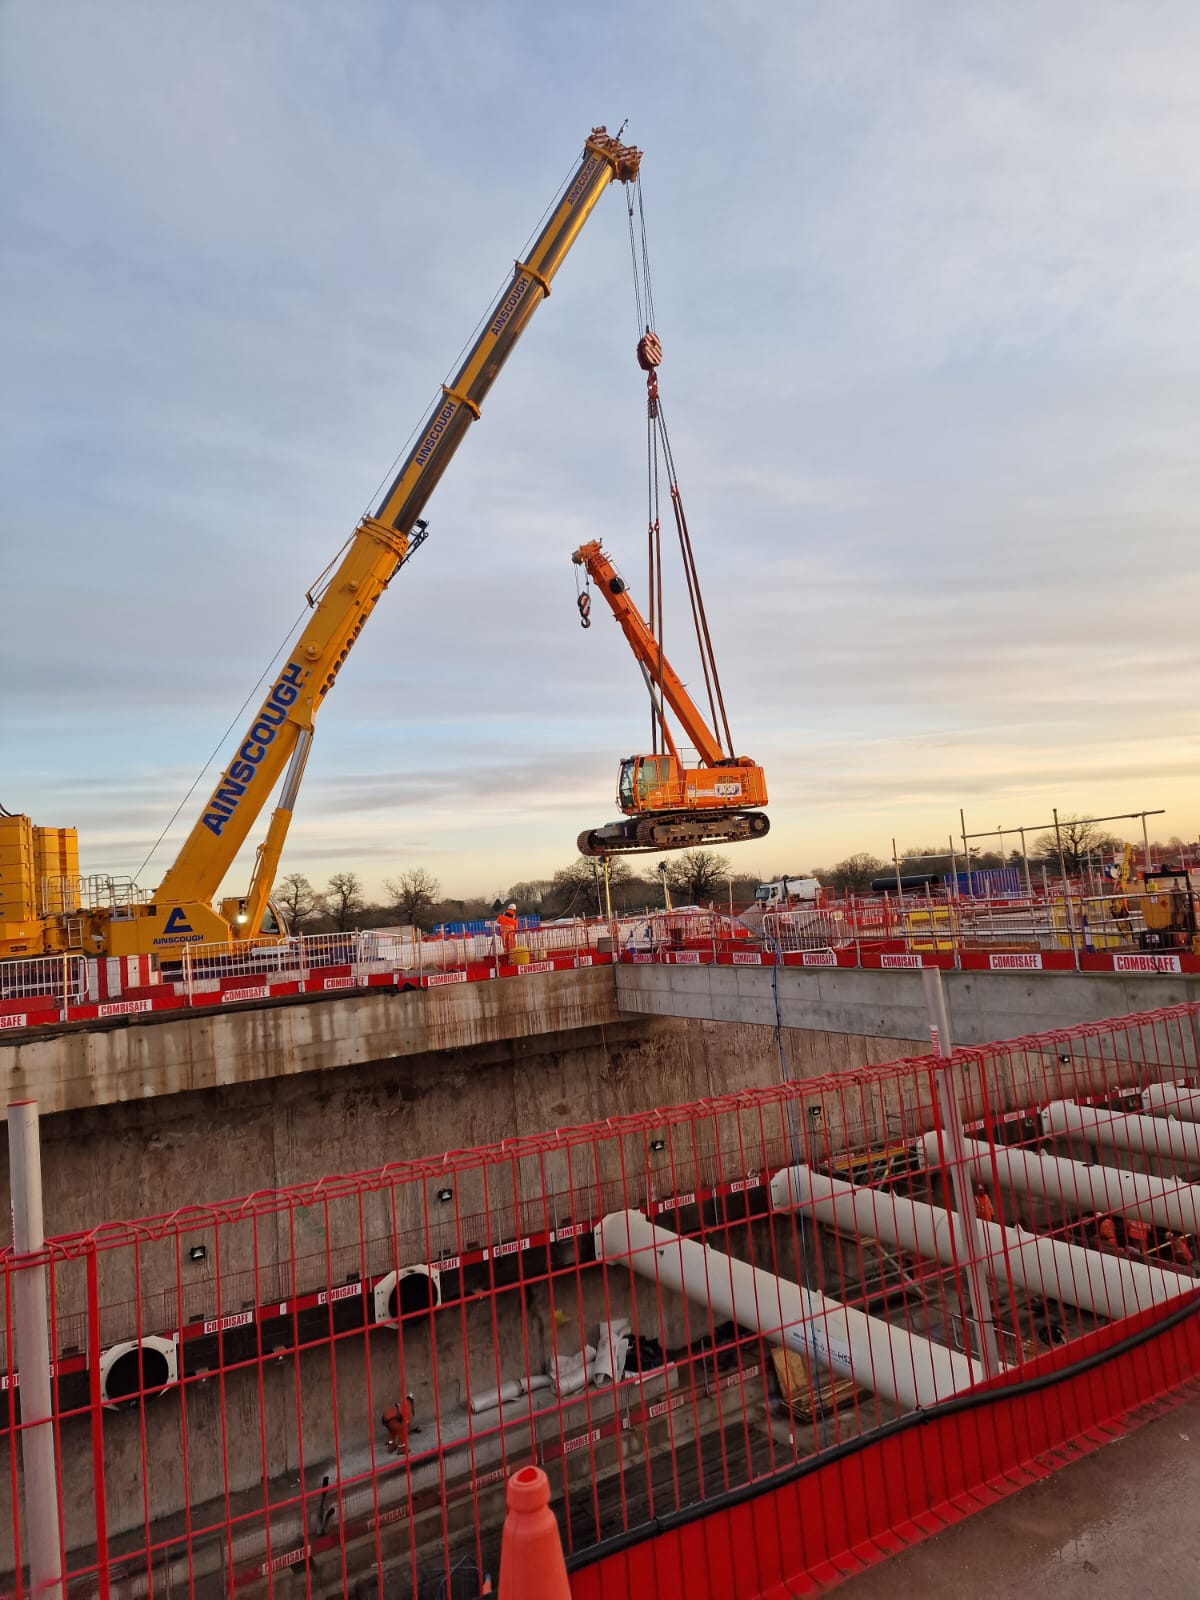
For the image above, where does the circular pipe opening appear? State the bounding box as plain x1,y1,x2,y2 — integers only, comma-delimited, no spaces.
392,1271,438,1320
105,1344,172,1407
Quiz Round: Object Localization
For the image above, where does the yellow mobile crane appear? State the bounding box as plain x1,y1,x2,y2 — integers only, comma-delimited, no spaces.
2,126,642,960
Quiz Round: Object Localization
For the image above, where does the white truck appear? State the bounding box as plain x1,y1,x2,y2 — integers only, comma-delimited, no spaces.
755,876,822,909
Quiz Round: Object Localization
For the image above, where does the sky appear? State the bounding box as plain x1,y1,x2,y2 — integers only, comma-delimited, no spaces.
3,1,1199,904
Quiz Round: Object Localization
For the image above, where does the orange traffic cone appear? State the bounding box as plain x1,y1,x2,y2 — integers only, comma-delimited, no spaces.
498,1466,570,1599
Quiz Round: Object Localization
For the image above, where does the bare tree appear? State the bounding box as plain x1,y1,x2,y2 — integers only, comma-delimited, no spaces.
506,879,555,916
545,858,602,918
1033,817,1121,876
543,857,639,917
824,852,886,894
664,849,731,905
384,867,441,929
274,871,323,935
325,871,364,932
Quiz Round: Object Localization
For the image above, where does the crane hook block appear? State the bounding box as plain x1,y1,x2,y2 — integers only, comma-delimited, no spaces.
637,330,663,371
577,592,592,629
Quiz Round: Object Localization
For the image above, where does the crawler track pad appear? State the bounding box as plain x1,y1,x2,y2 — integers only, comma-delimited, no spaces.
577,810,769,858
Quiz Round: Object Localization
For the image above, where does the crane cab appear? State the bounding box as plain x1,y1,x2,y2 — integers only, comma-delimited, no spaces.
617,753,768,817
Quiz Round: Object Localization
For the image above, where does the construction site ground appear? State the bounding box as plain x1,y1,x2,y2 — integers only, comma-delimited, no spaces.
837,1389,1200,1598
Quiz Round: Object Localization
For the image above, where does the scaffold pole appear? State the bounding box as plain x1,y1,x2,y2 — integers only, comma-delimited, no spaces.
8,1098,64,1598
922,969,1003,1378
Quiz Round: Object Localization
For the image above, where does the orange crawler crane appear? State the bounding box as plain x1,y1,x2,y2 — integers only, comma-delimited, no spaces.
572,539,769,857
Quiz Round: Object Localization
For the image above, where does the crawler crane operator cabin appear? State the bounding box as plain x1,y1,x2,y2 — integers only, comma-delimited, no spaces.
0,126,643,962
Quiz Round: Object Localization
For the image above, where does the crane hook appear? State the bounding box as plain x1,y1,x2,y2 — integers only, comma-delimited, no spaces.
577,591,592,629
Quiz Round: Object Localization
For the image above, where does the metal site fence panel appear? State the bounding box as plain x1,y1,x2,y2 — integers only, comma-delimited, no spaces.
5,1005,1200,1597
0,956,87,1007
5,894,1199,1032
658,888,1185,969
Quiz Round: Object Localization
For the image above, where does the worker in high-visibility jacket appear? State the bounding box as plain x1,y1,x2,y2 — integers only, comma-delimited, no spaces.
495,902,519,955
1125,1217,1151,1257
973,1183,995,1226
1097,1214,1119,1252
381,1393,416,1455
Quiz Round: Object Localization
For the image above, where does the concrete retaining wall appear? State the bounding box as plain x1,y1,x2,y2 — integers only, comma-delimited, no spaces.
615,963,1200,1047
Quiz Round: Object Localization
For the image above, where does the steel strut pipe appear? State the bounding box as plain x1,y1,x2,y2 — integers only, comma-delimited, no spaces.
918,1133,1200,1236
1134,1083,1200,1126
594,1210,985,1412
1044,1098,1200,1168
770,1165,1192,1322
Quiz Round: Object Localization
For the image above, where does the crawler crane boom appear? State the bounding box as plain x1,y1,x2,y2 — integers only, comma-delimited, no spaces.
572,541,769,858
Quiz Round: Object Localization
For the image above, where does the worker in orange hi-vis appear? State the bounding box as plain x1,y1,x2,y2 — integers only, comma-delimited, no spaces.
381,1393,416,1455
1170,1232,1194,1269
972,1183,995,1226
1097,1214,1119,1251
495,902,519,955
1125,1216,1151,1257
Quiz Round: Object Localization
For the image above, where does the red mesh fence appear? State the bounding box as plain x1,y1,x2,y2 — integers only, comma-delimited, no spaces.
5,1003,1200,1597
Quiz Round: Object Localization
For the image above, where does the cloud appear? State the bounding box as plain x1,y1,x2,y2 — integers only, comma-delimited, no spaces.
3,1,1198,900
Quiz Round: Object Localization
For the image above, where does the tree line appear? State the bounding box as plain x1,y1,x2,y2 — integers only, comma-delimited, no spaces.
276,816,1196,933
274,850,760,934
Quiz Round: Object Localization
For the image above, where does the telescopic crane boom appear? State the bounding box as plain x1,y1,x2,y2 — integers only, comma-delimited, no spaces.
572,540,769,858
5,127,642,960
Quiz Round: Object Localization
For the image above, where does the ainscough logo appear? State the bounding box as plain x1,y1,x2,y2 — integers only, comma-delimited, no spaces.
565,155,600,207
203,663,303,837
489,275,531,339
414,399,456,468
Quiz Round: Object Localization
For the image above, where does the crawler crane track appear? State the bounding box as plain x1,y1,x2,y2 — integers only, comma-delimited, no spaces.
578,808,769,858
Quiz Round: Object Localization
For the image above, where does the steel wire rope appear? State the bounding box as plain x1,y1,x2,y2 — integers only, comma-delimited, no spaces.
629,174,669,755
654,402,735,752
627,170,735,763
133,604,312,885
634,166,732,749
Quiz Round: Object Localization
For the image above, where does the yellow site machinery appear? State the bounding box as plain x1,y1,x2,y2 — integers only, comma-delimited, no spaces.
3,126,643,960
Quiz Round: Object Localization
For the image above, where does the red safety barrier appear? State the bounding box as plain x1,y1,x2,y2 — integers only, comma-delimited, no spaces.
957,948,1077,972
571,1304,1200,1599
7,1002,1200,1597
